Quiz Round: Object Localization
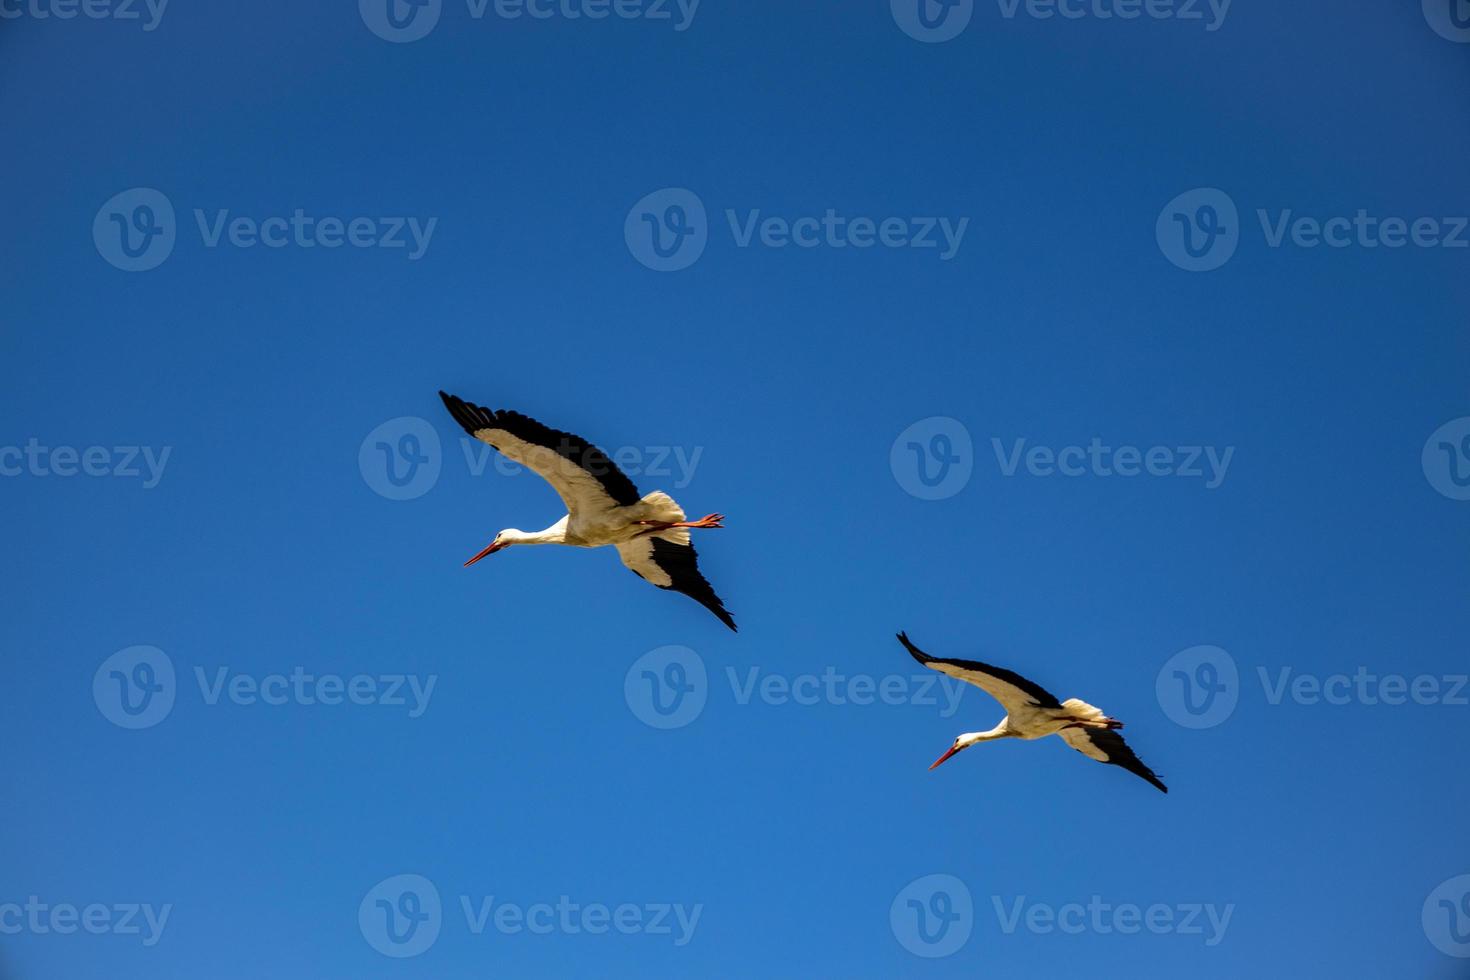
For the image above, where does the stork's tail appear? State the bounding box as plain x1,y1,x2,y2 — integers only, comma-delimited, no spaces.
1060,698,1120,728
638,491,690,545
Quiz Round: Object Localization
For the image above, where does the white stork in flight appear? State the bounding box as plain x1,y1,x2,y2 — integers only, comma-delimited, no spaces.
898,632,1167,793
439,391,736,631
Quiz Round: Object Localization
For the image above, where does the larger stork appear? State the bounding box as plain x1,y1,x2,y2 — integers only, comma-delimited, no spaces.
897,632,1167,793
439,391,736,631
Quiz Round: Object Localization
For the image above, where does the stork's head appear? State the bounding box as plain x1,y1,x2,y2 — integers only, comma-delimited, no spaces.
463,529,517,566
928,731,988,770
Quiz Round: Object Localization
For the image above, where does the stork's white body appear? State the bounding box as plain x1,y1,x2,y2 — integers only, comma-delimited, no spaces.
505,492,689,549
976,697,1112,742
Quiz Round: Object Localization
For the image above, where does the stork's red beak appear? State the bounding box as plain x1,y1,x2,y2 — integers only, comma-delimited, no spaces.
929,745,961,770
463,540,506,567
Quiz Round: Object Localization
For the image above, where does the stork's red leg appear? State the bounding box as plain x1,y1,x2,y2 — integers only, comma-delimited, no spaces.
633,513,726,535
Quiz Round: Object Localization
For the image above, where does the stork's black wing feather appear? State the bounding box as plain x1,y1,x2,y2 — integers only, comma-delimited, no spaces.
439,391,642,507
896,631,1063,709
1070,727,1169,794
619,537,736,632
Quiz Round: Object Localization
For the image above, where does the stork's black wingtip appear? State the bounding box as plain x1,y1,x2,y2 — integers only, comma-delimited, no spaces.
895,631,929,664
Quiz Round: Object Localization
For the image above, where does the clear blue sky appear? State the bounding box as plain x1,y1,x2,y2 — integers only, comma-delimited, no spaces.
3,2,1469,977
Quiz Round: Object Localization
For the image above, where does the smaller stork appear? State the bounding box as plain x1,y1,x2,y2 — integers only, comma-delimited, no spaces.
897,632,1167,793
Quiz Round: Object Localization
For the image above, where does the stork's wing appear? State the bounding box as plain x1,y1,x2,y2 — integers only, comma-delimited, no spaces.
616,537,736,632
440,391,642,514
896,631,1062,714
1058,727,1168,793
